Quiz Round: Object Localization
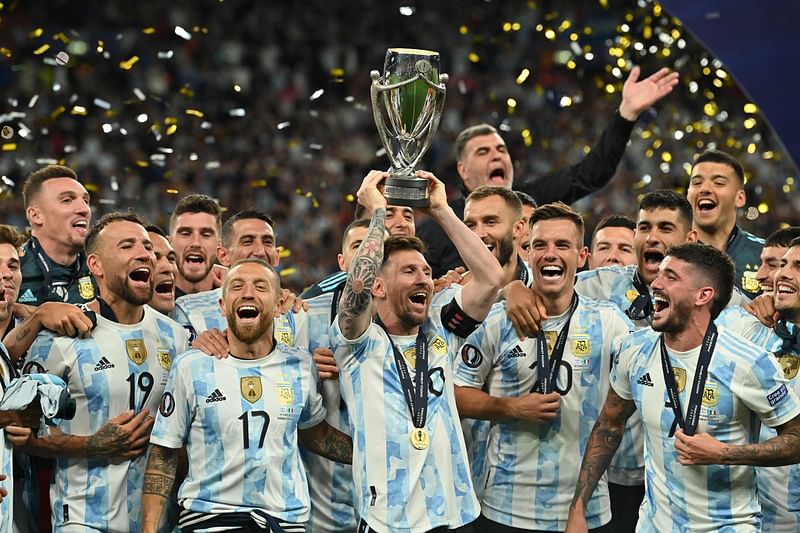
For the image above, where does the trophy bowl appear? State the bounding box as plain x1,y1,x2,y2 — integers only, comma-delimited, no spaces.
370,48,448,207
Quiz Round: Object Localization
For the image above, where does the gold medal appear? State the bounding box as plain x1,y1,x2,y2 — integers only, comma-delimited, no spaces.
410,428,429,450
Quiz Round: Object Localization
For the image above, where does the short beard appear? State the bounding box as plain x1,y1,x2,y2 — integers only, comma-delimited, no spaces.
497,234,516,267
107,274,153,305
228,312,272,344
178,260,212,283
652,298,692,335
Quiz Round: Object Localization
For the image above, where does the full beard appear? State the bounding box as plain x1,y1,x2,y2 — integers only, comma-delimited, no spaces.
497,235,516,267
228,313,272,344
652,298,692,335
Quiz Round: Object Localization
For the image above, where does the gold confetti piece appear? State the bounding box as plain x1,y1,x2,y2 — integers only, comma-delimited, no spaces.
0,47,11,58
506,97,517,109
166,188,179,194
234,84,241,92
346,194,355,202
142,27,156,34
758,203,769,214
459,25,468,35
136,160,150,167
743,118,757,129
33,43,50,55
70,105,87,115
84,183,98,192
30,28,43,38
604,84,615,94
743,103,757,114
703,102,718,116
166,124,177,135
50,105,65,119
279,247,291,258
787,177,795,185
119,56,140,70
566,60,576,70
279,268,297,278
516,68,531,84
330,67,345,77
250,179,267,188
544,29,556,40
747,143,757,154
468,52,480,63
502,22,512,32
661,152,672,163
1,143,16,151
53,32,70,44
653,3,663,16
97,40,104,52
180,86,195,97
512,22,521,31
762,151,775,159
165,117,177,125
185,109,204,118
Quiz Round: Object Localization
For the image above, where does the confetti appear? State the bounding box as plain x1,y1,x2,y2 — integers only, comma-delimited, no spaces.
174,26,192,40
277,121,290,130
133,88,146,101
310,89,324,100
101,123,112,133
93,98,111,110
55,51,70,65
33,44,50,55
399,6,415,16
158,50,174,59
229,108,246,117
0,126,13,139
185,109,204,118
119,56,140,70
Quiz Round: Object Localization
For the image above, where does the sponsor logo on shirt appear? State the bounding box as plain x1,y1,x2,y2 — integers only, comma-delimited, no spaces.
94,356,115,371
636,372,654,387
507,345,526,359
768,384,789,407
18,288,36,303
205,388,227,403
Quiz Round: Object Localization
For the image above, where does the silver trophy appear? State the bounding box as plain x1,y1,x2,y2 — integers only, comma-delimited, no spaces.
370,48,448,207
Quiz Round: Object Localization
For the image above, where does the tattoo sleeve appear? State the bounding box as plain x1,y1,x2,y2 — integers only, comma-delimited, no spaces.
338,207,385,338
142,445,180,532
719,414,800,466
570,388,636,513
301,422,353,464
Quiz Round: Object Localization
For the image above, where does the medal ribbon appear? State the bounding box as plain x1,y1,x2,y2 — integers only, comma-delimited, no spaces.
625,270,653,322
659,322,717,437
375,317,429,429
536,293,579,394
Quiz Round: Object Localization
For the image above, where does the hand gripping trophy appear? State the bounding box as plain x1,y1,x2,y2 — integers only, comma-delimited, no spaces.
370,48,448,207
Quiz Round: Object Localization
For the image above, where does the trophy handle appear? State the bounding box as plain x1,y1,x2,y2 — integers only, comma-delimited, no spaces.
370,70,448,171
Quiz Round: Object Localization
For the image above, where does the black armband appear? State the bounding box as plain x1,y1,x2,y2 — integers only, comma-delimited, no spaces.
440,298,481,337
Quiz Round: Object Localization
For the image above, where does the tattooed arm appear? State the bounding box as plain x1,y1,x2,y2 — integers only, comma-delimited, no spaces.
5,302,95,362
300,421,353,464
23,409,154,461
141,444,180,533
338,170,388,339
674,414,800,466
566,388,636,532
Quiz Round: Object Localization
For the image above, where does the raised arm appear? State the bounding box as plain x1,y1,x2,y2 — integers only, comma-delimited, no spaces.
418,170,503,322
566,387,636,532
4,302,94,362
141,444,180,533
299,420,353,464
337,171,388,339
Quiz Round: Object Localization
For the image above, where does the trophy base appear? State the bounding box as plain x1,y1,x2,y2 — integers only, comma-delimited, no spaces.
383,176,430,207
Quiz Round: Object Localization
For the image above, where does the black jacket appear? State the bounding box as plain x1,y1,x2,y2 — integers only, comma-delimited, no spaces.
417,111,635,278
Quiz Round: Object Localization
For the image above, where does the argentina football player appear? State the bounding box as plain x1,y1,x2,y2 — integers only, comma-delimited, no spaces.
331,170,502,532
143,258,351,533
21,212,190,532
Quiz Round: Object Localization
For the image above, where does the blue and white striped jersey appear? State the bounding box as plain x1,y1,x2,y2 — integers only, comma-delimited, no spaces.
611,325,800,533
0,344,15,533
331,299,480,533
454,296,632,530
24,306,189,533
150,345,326,527
301,290,357,533
174,288,308,348
714,309,800,532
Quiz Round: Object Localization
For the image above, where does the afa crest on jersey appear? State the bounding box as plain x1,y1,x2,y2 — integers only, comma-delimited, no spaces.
241,376,263,403
157,350,172,371
78,276,95,300
126,339,147,365
741,269,760,294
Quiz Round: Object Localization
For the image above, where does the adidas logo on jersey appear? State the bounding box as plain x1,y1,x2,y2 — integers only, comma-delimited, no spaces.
205,388,226,403
636,372,654,387
94,357,115,371
508,345,526,358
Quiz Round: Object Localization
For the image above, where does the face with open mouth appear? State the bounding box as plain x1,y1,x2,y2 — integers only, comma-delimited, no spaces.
171,212,219,284
528,218,587,300
686,161,745,233
30,177,92,253
650,256,697,334
380,249,434,330
222,261,279,344
464,194,520,267
755,246,787,295
457,132,514,191
0,243,22,323
774,246,800,322
148,231,177,314
634,207,695,285
99,221,156,306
